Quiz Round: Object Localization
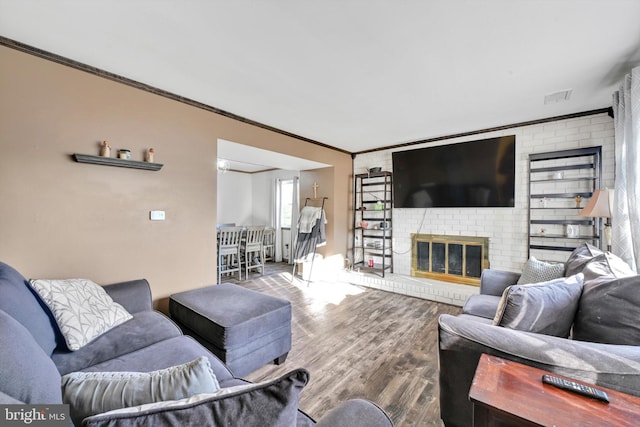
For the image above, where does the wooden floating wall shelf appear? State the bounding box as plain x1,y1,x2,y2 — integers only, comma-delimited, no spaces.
73,154,163,171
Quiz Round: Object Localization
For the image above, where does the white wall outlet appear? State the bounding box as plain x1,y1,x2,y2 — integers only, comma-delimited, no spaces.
150,210,165,221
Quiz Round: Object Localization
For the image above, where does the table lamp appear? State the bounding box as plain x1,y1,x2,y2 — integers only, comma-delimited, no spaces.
579,188,613,251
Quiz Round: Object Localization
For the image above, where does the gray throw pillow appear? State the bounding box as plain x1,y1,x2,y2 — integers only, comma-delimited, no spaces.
573,275,640,345
0,262,58,355
580,252,635,287
493,274,584,338
0,390,24,404
517,257,565,285
564,243,603,277
62,356,219,426
82,369,310,427
0,309,63,404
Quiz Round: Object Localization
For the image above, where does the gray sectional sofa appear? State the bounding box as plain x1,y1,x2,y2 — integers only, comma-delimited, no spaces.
0,261,393,426
438,244,640,427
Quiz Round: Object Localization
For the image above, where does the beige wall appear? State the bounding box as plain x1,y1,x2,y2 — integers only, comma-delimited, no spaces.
300,167,335,258
0,46,352,311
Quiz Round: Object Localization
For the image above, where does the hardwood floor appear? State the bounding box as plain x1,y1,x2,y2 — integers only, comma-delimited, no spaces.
226,263,462,427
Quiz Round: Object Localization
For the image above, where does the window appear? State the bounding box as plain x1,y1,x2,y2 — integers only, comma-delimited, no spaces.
280,180,293,228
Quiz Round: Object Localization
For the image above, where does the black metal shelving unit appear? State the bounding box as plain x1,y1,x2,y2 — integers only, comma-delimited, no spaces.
353,171,393,277
528,147,602,260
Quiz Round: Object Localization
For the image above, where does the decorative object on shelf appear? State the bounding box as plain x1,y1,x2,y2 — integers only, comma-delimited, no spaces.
540,228,545,235
368,258,374,267
575,195,583,208
539,197,548,208
374,200,384,211
99,140,111,157
565,224,580,238
118,149,131,160
368,167,382,173
145,148,155,163
360,221,369,229
580,188,613,251
217,159,230,174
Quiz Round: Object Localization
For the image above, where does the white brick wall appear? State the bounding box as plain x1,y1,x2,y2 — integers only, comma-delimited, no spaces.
353,113,615,274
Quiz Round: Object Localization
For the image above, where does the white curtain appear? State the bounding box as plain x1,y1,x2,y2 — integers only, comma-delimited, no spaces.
612,66,640,272
274,177,300,264
289,177,300,265
274,179,283,263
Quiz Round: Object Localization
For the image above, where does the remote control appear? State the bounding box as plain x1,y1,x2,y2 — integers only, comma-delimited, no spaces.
542,374,610,403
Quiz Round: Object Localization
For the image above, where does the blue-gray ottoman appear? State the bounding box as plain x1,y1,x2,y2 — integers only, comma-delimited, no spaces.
169,283,292,377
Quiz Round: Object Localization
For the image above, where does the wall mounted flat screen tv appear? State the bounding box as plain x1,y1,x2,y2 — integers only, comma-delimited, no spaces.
392,135,515,208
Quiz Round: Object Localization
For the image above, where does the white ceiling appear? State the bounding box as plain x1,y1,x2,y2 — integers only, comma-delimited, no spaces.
218,139,329,173
2,1,640,154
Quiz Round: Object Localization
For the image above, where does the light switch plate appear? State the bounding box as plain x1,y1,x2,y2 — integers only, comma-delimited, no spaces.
150,210,165,221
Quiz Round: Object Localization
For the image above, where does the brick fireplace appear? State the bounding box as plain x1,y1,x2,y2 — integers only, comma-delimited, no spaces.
411,234,489,286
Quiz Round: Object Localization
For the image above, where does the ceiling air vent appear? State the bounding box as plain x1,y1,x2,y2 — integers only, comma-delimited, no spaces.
544,89,572,105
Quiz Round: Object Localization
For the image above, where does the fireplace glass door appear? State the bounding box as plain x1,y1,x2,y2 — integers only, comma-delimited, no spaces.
411,234,489,286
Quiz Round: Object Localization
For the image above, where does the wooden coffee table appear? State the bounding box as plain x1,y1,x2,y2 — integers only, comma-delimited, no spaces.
469,354,640,427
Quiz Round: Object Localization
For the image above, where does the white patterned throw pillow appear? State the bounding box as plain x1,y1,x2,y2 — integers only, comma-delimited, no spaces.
29,278,132,351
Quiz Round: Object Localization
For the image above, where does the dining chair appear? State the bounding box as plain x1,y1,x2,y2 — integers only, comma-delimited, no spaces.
241,226,265,279
263,227,275,263
217,226,243,283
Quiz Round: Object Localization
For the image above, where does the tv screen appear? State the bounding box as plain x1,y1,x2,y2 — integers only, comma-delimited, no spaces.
392,135,515,208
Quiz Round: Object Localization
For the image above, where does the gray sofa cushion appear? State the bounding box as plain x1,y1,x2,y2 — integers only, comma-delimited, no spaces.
0,309,62,404
517,257,565,284
63,356,220,426
82,368,310,427
456,313,494,325
52,311,182,375
565,243,603,276
82,336,236,385
0,262,57,355
492,274,584,338
573,275,640,345
462,294,502,319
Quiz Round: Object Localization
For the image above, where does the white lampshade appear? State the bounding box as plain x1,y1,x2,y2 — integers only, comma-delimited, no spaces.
579,189,613,218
